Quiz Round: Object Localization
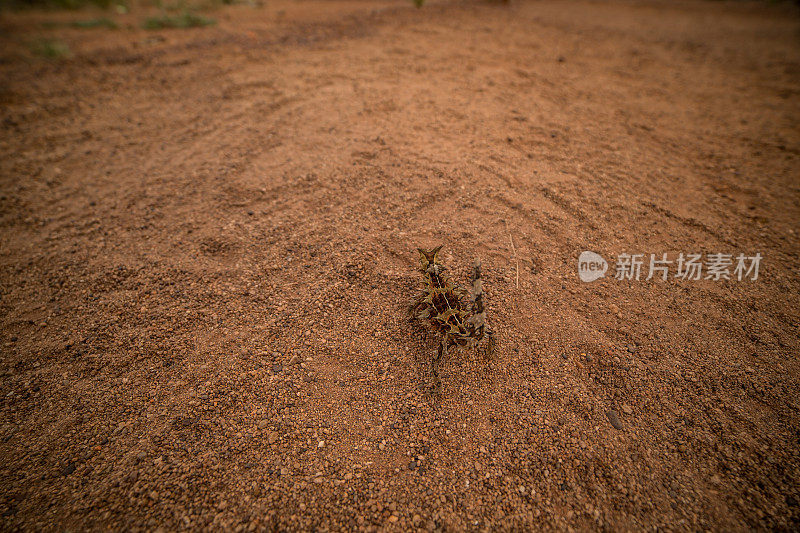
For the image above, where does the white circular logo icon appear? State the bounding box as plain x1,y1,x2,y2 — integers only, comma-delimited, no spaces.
578,251,608,282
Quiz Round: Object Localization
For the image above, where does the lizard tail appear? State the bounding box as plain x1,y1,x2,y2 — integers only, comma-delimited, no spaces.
469,258,486,337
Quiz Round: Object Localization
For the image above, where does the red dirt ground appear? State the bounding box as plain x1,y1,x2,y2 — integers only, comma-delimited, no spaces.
1,0,799,530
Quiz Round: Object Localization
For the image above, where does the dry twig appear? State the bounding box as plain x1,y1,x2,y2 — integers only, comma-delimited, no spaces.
504,220,519,289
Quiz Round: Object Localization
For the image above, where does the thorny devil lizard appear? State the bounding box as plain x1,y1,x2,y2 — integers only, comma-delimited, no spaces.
411,246,495,391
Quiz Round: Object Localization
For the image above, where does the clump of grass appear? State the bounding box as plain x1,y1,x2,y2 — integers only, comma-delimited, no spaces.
71,17,117,28
413,0,424,7
30,38,72,59
142,11,215,29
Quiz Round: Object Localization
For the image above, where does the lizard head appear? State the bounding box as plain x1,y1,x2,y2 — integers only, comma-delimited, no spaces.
417,245,443,274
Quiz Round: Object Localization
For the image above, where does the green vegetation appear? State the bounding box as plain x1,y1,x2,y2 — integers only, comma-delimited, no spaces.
413,0,424,7
30,38,72,58
142,11,215,29
153,0,237,12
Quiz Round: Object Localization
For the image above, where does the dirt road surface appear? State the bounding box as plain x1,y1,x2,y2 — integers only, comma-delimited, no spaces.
1,0,799,530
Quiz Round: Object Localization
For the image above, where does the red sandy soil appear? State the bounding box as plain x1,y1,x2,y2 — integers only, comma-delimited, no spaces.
1,0,799,530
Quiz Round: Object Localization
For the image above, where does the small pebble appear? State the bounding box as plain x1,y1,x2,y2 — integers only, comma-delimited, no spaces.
61,462,75,476
606,410,623,430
